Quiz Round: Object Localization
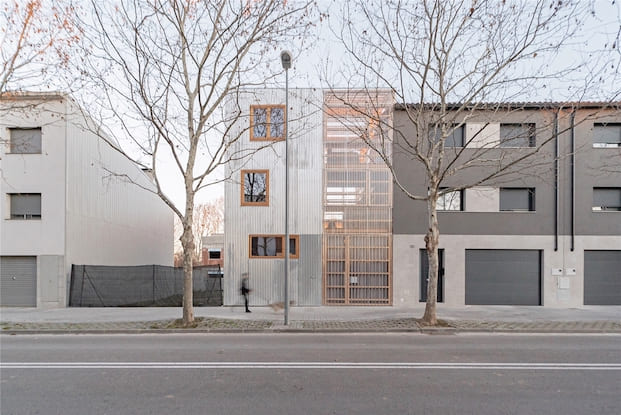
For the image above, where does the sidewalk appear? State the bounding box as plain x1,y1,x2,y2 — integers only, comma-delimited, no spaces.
1,305,620,334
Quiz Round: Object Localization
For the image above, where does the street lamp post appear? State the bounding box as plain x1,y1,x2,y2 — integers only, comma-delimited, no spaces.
281,50,292,326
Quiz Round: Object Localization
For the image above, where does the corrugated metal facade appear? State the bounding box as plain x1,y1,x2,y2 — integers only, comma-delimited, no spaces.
224,89,324,306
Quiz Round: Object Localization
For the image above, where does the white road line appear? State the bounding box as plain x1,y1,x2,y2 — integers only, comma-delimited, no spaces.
2,362,620,370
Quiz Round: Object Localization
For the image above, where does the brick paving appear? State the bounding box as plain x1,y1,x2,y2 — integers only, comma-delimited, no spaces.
2,317,620,333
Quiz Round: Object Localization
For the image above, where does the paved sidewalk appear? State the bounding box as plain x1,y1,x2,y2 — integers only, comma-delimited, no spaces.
1,305,620,334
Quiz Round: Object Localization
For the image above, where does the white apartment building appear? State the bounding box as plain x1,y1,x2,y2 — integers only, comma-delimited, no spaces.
1,93,173,307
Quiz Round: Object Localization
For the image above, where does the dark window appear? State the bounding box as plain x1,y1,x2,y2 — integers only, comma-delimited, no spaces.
593,124,621,148
500,188,535,211
593,188,621,211
9,128,42,154
208,250,221,259
241,170,269,206
249,235,299,258
250,105,285,140
430,124,464,147
500,123,536,147
438,189,463,211
9,193,42,219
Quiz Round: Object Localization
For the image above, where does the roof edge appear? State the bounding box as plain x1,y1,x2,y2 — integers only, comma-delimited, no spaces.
395,102,621,111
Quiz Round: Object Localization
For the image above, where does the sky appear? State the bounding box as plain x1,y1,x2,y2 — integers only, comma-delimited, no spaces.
4,0,620,209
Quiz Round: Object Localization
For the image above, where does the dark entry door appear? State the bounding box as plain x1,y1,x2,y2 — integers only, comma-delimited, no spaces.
420,249,444,302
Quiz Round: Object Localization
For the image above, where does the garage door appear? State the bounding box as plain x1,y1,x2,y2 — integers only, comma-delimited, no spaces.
466,250,541,305
1,256,37,306
584,251,621,305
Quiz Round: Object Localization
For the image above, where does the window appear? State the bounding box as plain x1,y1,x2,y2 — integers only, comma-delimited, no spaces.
593,188,621,211
438,189,463,211
250,105,285,140
208,250,221,259
241,170,269,206
9,128,42,154
430,124,464,147
249,235,299,258
499,123,536,147
500,188,535,212
593,124,621,148
9,193,41,219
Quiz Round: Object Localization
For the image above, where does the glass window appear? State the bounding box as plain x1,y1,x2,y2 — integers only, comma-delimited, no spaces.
500,123,536,147
593,124,621,148
592,188,621,211
9,193,42,219
250,105,285,140
241,170,269,206
430,124,464,147
9,128,42,154
438,189,463,211
500,188,535,211
249,235,299,258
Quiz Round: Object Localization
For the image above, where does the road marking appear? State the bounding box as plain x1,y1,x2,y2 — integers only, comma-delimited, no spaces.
2,362,620,370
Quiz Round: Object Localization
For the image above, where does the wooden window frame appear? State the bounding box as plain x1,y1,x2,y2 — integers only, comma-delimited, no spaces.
241,169,269,206
250,105,286,141
248,234,300,259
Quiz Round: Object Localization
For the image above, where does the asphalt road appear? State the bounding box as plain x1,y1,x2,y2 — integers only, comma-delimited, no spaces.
1,333,620,415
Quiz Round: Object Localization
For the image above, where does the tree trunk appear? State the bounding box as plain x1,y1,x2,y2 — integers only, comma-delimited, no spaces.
422,194,440,326
180,220,195,326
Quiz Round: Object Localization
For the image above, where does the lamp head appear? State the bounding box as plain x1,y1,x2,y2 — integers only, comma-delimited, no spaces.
280,50,292,70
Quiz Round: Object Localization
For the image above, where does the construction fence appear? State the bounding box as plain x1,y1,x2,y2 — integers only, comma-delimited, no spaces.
69,265,223,307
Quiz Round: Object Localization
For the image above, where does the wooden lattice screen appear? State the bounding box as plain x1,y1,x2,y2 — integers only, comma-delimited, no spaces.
322,90,393,305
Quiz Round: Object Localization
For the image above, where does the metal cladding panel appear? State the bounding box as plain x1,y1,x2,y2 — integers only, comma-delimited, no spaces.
465,249,541,305
64,100,173,267
584,250,621,305
224,89,323,306
1,256,37,306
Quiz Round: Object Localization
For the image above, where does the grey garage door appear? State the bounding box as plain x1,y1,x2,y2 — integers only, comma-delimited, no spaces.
466,250,541,305
1,256,37,306
584,251,621,305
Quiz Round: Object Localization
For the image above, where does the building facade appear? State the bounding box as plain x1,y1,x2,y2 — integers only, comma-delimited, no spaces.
1,93,173,307
392,104,621,307
224,90,620,308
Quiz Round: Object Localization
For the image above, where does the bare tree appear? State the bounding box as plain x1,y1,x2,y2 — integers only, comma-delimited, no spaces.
72,0,318,325
1,0,78,94
328,0,620,324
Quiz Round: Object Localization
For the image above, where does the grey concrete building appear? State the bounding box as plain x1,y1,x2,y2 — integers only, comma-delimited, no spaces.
392,103,621,307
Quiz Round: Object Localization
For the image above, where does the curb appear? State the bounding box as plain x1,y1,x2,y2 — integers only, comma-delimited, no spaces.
2,327,620,335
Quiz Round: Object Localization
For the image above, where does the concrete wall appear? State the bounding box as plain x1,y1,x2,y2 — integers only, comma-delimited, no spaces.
224,89,324,306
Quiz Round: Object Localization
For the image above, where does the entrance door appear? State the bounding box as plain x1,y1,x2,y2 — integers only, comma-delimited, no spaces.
420,249,444,302
324,234,391,305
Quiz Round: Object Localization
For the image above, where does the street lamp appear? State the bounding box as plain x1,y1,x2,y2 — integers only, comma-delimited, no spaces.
281,50,292,325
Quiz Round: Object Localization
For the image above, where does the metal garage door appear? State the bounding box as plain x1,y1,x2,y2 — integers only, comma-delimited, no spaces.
466,250,541,305
1,256,37,306
584,251,621,305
